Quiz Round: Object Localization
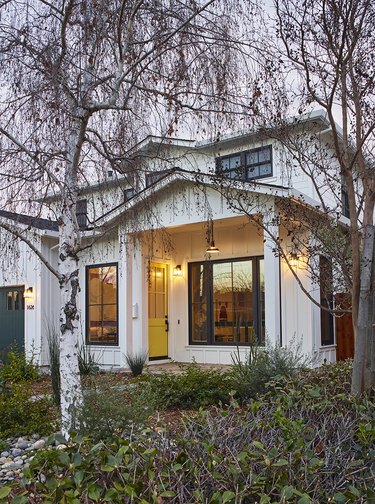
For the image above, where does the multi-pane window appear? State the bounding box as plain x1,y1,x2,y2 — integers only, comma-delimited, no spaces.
7,290,24,311
189,257,265,345
86,264,118,345
217,146,272,181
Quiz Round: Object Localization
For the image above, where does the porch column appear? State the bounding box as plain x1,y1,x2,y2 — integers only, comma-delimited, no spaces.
131,237,147,354
263,210,281,346
118,227,132,357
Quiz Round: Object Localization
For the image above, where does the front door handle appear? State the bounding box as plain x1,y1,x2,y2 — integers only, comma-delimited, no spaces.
165,316,169,333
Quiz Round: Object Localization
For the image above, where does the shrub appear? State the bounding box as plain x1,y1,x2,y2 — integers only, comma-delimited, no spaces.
0,346,39,384
0,384,56,438
77,382,152,441
45,323,60,406
8,366,375,503
137,362,231,409
231,338,311,400
78,345,100,375
124,351,148,376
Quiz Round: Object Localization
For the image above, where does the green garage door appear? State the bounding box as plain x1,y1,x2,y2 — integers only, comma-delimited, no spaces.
0,287,25,356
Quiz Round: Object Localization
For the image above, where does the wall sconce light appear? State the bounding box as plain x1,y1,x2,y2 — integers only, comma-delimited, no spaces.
23,287,33,300
173,265,183,277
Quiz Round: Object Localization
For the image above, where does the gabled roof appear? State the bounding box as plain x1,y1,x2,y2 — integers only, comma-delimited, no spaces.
0,209,58,232
93,167,290,228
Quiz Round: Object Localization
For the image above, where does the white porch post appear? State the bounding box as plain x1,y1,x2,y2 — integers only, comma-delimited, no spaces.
131,237,146,354
118,226,132,357
263,210,281,346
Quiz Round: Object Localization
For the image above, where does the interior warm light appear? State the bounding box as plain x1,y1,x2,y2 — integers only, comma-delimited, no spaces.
288,251,301,267
173,264,183,276
23,287,33,300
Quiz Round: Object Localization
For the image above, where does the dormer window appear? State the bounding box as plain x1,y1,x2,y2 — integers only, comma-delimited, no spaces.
217,145,273,181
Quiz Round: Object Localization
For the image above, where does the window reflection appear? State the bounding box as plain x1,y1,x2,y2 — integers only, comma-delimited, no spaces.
189,258,264,346
87,265,118,345
213,261,254,344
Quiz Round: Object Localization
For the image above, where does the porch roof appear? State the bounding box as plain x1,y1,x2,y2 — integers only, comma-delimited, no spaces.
92,167,291,229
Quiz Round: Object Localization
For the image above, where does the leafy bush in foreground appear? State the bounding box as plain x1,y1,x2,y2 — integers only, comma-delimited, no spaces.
0,347,39,384
6,362,374,503
78,383,152,442
137,362,232,409
0,384,56,438
231,339,311,401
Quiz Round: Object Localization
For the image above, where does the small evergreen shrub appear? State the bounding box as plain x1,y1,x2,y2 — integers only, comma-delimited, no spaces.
78,383,152,441
78,344,100,375
231,338,311,400
124,351,148,376
0,346,39,384
138,362,231,409
0,384,56,438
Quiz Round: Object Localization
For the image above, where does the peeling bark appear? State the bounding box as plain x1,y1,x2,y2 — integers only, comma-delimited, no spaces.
58,207,83,436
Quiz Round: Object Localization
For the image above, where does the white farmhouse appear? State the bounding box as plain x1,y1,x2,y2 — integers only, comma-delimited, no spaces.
0,111,354,367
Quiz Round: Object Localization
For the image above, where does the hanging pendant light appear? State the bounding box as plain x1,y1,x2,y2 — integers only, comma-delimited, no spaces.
206,219,220,254
206,241,220,254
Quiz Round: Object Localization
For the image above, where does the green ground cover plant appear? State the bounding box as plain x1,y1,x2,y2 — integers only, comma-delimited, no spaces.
4,362,374,503
136,362,232,409
0,347,39,384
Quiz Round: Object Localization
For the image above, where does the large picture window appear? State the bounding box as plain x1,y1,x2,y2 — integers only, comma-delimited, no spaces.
86,264,118,345
189,257,265,345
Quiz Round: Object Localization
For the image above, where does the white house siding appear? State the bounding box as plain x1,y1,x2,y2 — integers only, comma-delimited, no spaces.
0,236,43,363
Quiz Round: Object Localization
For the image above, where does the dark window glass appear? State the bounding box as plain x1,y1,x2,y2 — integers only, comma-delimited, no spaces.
245,146,272,179
76,199,88,229
217,146,272,181
87,264,118,345
320,256,334,346
145,169,172,187
189,257,264,346
341,187,350,218
124,188,135,202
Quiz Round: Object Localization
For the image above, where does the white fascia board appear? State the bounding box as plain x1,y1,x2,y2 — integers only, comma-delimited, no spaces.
196,110,331,149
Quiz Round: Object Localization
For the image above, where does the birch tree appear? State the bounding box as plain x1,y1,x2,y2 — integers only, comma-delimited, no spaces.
0,0,261,433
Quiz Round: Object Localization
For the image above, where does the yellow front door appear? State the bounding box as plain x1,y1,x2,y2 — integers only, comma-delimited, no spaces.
148,262,168,359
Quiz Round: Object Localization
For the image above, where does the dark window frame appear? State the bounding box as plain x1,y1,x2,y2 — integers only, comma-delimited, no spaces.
341,186,350,218
86,262,119,346
320,256,335,346
188,256,265,346
216,145,273,181
76,199,88,230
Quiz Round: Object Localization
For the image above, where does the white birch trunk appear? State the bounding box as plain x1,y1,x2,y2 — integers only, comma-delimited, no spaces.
58,200,83,436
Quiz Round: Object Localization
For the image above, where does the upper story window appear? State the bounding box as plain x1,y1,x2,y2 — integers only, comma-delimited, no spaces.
217,145,273,181
341,186,350,218
124,188,135,202
145,169,173,188
76,199,88,230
